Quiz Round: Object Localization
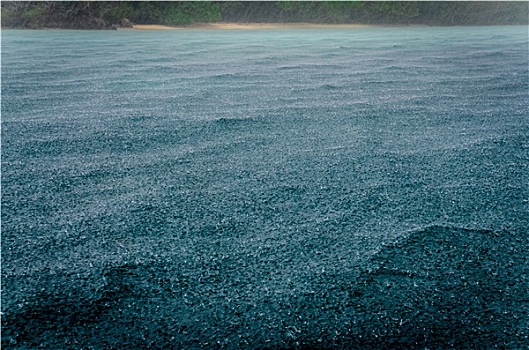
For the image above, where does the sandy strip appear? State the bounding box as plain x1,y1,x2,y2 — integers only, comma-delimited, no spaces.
131,23,378,30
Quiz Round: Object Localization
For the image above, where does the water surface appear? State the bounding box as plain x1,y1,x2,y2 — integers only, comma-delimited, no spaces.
2,26,528,348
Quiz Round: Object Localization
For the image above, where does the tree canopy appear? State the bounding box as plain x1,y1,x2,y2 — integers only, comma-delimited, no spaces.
2,1,527,29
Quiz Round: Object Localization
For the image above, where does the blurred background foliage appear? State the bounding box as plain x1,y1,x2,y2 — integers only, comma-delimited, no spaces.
1,1,528,29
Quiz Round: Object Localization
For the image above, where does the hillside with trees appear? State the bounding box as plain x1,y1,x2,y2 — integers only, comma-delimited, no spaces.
1,1,528,29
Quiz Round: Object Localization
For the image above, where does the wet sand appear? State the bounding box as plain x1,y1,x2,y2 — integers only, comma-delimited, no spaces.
131,23,378,30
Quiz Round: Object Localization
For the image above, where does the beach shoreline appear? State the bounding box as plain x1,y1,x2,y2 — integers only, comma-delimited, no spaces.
128,22,384,30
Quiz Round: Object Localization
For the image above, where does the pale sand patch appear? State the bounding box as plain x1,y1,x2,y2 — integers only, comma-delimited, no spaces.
131,23,378,30
131,24,182,30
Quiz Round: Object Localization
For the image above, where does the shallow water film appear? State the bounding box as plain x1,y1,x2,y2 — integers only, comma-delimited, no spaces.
2,26,528,349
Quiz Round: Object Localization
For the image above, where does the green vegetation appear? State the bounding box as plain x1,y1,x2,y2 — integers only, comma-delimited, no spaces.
1,1,527,29
275,1,365,23
372,1,419,23
131,2,221,25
